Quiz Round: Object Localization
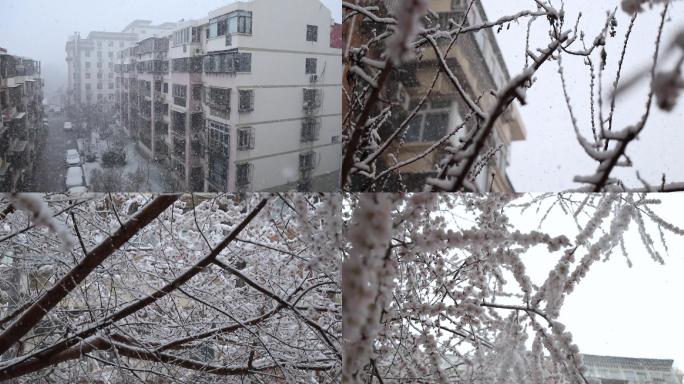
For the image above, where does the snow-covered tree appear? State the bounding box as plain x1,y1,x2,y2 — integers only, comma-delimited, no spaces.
341,193,684,383
342,0,684,192
0,193,341,383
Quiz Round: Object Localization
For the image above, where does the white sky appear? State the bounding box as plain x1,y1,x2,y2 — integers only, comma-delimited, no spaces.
482,1,684,191
507,195,684,370
0,0,342,97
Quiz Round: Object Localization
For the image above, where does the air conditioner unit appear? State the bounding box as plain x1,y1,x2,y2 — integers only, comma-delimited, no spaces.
309,74,318,83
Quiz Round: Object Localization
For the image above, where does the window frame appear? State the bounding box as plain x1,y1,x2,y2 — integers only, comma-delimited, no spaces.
306,25,318,42
237,126,255,150
238,89,254,112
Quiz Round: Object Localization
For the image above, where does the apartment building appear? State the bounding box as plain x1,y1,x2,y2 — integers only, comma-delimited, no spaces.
582,354,682,384
0,47,45,191
65,21,177,114
116,0,342,192
344,0,526,192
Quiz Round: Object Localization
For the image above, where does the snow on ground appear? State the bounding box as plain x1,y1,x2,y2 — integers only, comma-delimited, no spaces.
82,129,171,192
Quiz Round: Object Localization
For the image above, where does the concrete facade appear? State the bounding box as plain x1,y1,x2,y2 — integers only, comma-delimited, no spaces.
115,0,342,191
65,21,177,114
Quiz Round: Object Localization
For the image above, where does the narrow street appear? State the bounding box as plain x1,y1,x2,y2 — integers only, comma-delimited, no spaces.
29,112,171,192
29,113,78,191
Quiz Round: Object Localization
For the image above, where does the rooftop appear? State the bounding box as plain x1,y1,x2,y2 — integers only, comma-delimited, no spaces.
582,354,675,371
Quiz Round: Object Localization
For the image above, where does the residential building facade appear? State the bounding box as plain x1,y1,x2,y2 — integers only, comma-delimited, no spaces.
0,47,45,190
582,354,682,384
65,21,177,115
344,0,526,192
115,0,342,191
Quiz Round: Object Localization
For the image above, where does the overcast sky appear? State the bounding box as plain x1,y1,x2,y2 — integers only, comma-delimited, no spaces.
0,0,341,98
508,194,684,371
482,1,684,192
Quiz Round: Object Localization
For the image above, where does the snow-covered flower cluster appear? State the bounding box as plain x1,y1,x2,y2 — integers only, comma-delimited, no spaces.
7,193,75,251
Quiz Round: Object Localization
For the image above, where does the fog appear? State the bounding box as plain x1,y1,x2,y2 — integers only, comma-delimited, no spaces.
0,0,342,100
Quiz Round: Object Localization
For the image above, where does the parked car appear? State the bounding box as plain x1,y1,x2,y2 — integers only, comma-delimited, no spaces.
65,149,81,167
63,121,73,131
65,167,85,189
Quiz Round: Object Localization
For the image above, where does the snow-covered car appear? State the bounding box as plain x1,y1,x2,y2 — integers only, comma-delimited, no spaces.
63,122,73,131
67,186,88,195
65,167,84,189
65,149,80,167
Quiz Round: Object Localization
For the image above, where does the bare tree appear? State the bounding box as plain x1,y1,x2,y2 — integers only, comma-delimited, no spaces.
0,193,341,383
342,0,684,192
341,193,684,383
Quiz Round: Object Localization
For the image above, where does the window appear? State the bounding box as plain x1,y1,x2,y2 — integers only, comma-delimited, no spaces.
109,83,114,90
97,51,102,58
332,136,341,144
108,41,114,47
97,72,102,79
237,127,254,150
120,41,124,48
108,52,113,58
172,84,187,107
97,41,102,48
85,72,91,79
235,53,251,72
306,25,318,42
163,83,168,93
85,83,91,90
97,62,102,68
305,58,317,75
299,151,316,170
109,72,114,79
206,87,231,119
85,50,91,57
405,99,452,143
97,83,102,90
207,119,230,155
206,87,230,108
85,62,91,68
173,28,191,46
235,163,252,189
208,10,252,38
301,118,320,142
303,88,322,109
203,52,251,73
238,90,254,112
